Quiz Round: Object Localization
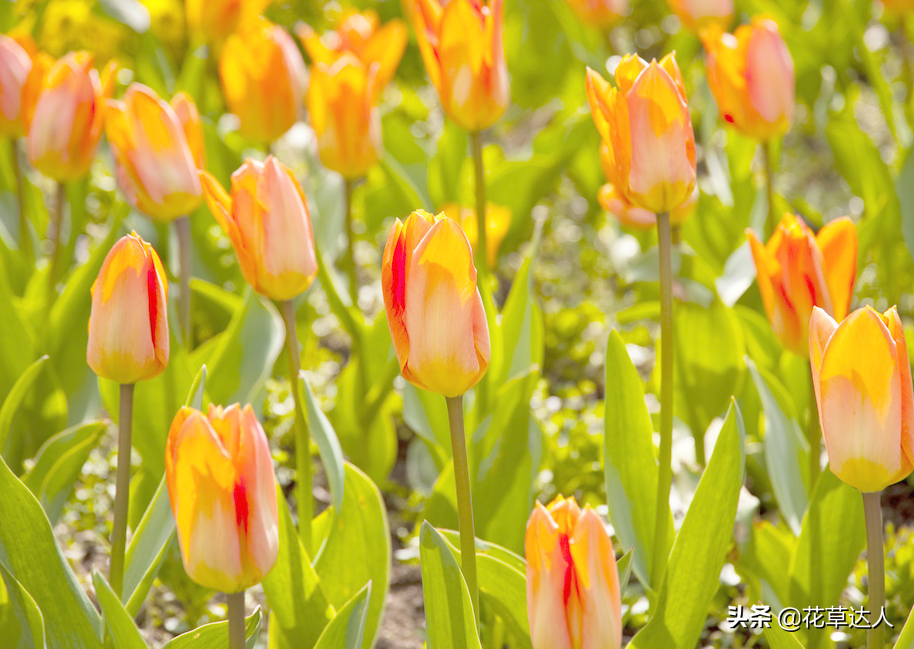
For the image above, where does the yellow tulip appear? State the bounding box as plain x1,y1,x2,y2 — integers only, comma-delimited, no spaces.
185,0,273,44
666,0,734,30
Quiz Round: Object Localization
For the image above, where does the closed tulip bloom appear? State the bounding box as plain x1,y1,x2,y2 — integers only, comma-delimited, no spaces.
165,404,279,592
298,10,407,92
106,84,203,221
219,19,305,143
185,0,273,44
307,55,382,179
586,54,696,215
747,214,857,356
563,0,628,28
810,306,914,493
0,35,32,137
87,232,169,384
526,496,622,649
201,156,318,301
26,52,115,181
408,0,509,132
702,18,795,142
382,210,490,397
440,201,511,267
667,0,734,30
171,92,206,169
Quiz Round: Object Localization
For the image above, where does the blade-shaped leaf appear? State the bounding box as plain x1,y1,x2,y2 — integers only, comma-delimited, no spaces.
0,564,45,649
92,572,146,649
313,583,372,649
124,476,176,616
301,375,344,512
163,606,262,649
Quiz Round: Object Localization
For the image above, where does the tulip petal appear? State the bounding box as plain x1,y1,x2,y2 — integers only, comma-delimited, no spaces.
525,503,574,649
816,217,857,320
882,307,914,470
808,306,838,418
570,509,622,649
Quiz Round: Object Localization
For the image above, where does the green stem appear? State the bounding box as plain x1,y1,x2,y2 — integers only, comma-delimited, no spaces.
109,383,135,600
48,180,65,301
343,178,358,308
863,491,885,649
175,216,193,347
807,369,821,490
650,212,674,594
763,140,776,238
470,130,489,279
227,591,246,649
315,244,362,342
281,299,312,547
12,140,32,260
446,394,478,618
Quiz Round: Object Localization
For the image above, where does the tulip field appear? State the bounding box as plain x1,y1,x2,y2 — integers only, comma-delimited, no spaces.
7,0,914,647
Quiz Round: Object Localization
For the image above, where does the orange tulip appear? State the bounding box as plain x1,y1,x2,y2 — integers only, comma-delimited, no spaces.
440,202,511,267
306,54,382,179
25,52,115,181
0,35,32,137
201,156,318,301
165,404,279,592
382,210,490,397
810,306,914,493
87,232,169,384
586,54,696,215
171,92,206,169
408,0,509,132
219,19,305,143
106,84,203,221
526,496,622,649
563,0,628,28
747,214,857,356
185,0,273,44
702,18,794,142
297,10,407,92
881,0,914,17
666,0,734,30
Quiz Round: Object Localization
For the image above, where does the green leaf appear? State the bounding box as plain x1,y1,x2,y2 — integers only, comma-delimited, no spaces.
163,606,262,649
124,476,176,616
746,359,809,534
22,421,106,524
185,364,207,409
0,564,45,649
419,523,483,649
312,583,372,649
92,572,146,649
763,624,807,649
301,376,345,512
261,485,332,649
617,549,633,596
0,355,48,455
314,464,391,649
895,600,914,649
0,453,102,648
629,403,745,649
603,330,666,589
428,123,468,207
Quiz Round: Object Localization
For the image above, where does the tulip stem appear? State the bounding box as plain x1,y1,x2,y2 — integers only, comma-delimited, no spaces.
470,130,489,279
343,178,358,308
11,140,32,260
109,382,134,600
763,140,776,238
227,591,245,649
47,181,65,301
445,394,479,619
280,299,313,548
175,216,193,347
651,212,674,595
807,369,821,490
863,491,885,649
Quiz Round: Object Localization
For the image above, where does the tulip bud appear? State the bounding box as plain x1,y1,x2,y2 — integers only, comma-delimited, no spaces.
702,18,794,142
219,19,305,143
87,232,169,384
747,214,857,356
586,54,696,215
185,0,273,44
165,404,279,592
297,10,407,92
526,496,622,649
201,156,318,301
106,84,203,221
26,52,116,181
563,0,628,28
407,0,509,132
810,306,914,493
666,0,734,30
306,55,382,179
0,35,32,137
382,210,490,397
440,202,511,267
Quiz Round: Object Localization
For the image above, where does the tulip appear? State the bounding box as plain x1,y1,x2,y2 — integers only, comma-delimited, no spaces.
87,232,169,384
526,496,622,649
880,0,914,16
201,156,318,301
0,35,32,137
666,0,734,30
171,92,206,169
563,0,628,28
586,54,696,215
809,306,914,493
165,404,279,592
219,19,305,143
407,0,509,132
382,210,490,398
25,51,115,181
306,55,382,179
440,202,510,267
702,18,795,142
297,10,407,92
185,0,273,44
747,214,857,356
106,84,204,221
